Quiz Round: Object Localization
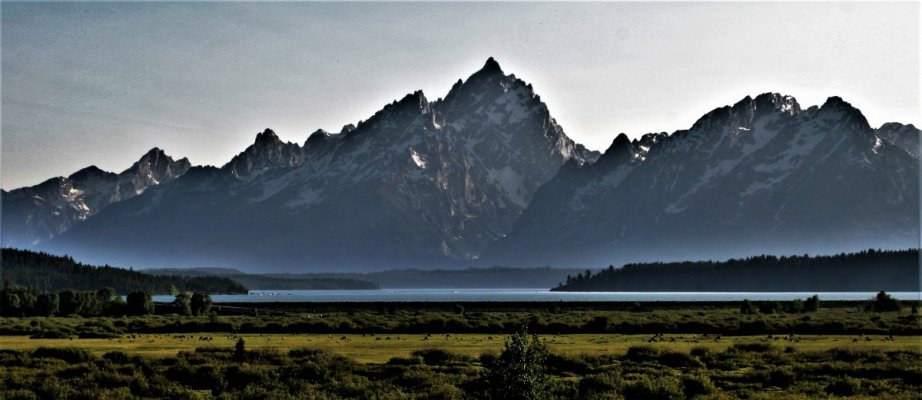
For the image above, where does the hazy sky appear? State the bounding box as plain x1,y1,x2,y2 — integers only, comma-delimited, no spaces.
2,2,919,189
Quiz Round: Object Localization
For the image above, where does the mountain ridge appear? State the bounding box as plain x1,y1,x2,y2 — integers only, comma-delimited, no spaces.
1,60,918,272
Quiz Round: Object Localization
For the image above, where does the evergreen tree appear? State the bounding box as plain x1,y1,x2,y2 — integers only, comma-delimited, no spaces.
126,292,154,316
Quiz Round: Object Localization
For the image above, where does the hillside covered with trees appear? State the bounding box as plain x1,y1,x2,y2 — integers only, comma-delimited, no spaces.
1,248,247,294
145,268,379,290
553,249,920,292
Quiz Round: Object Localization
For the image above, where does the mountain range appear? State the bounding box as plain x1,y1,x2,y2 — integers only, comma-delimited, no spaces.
2,58,918,272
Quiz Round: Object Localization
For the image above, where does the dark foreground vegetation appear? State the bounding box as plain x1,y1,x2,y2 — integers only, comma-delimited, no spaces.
1,328,920,399
0,283,215,319
1,248,247,294
554,249,920,292
2,295,919,338
0,297,919,399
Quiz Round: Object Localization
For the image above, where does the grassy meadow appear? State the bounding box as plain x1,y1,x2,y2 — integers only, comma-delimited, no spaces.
1,300,920,399
2,332,920,364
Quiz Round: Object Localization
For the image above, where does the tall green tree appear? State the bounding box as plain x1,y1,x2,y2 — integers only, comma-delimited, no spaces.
58,289,80,315
190,293,212,316
0,291,21,317
126,292,154,316
482,326,550,400
35,293,59,316
173,292,192,316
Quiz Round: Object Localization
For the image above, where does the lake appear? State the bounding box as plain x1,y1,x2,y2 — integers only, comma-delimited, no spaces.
153,289,922,303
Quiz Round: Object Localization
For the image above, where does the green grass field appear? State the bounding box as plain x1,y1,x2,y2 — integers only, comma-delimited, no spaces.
3,333,919,363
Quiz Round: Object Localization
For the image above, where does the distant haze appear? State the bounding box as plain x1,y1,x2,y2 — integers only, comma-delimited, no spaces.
2,1,919,190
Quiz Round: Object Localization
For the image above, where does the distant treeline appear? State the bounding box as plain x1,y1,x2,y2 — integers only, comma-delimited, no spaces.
145,268,379,290
287,266,586,289
553,249,920,292
1,248,247,295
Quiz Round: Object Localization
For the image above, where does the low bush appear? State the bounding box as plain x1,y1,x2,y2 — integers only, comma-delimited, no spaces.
622,375,684,400
31,347,93,363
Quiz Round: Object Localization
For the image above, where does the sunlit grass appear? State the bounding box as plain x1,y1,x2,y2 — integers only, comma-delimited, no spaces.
3,333,918,363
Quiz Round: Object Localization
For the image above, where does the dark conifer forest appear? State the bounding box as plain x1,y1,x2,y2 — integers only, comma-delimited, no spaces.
1,248,247,294
553,249,920,292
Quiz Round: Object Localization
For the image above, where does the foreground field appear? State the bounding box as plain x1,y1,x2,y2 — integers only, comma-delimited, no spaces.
2,335,921,399
3,333,920,363
2,301,920,399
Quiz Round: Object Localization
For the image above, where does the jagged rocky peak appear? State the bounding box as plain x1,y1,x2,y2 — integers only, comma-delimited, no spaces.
356,90,431,132
816,96,873,132
479,56,503,75
608,132,632,148
732,92,800,121
68,165,116,182
635,132,668,149
254,128,281,144
223,129,303,178
306,128,331,143
749,92,801,116
303,128,328,142
124,147,191,182
442,58,529,108
818,96,865,117
600,133,634,163
879,122,918,131
397,90,430,114
877,122,921,157
690,93,803,132
339,124,356,134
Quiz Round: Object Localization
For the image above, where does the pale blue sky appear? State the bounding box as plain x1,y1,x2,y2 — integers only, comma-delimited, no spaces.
2,1,919,189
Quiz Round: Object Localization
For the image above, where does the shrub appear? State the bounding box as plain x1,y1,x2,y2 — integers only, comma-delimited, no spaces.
681,374,715,398
234,338,246,361
578,370,623,398
689,347,711,358
767,367,796,388
730,343,774,353
32,347,93,363
825,376,862,396
787,299,804,313
546,353,593,375
804,295,820,312
411,349,471,366
30,330,72,339
759,302,781,314
871,291,902,312
34,376,69,400
103,351,131,364
625,346,660,362
740,299,757,314
623,375,684,400
387,356,423,366
659,351,704,369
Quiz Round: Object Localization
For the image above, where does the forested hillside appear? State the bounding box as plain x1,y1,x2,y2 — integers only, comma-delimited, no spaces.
553,249,920,292
1,248,247,294
144,268,379,290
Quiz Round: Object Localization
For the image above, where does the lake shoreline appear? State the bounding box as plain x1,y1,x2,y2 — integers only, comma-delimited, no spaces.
154,289,922,303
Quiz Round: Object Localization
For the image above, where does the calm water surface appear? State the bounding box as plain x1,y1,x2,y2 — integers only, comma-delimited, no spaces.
153,289,922,303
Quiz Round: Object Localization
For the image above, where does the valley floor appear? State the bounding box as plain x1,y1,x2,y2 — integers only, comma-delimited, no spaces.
1,301,920,399
2,333,920,364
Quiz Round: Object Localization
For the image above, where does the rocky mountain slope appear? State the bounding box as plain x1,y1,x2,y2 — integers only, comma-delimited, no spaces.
1,148,190,247
485,94,920,267
2,60,917,272
38,59,598,270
